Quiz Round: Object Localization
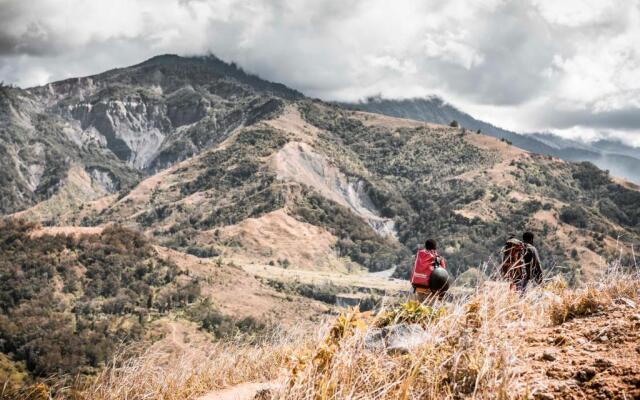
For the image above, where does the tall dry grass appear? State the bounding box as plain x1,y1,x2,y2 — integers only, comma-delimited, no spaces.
42,325,320,400
280,263,639,399
16,263,638,400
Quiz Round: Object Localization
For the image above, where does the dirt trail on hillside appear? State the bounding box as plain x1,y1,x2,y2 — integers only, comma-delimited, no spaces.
198,382,279,400
516,301,640,399
29,225,104,237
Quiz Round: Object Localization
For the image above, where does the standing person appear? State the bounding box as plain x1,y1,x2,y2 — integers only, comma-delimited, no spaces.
410,239,448,301
501,235,526,291
500,232,542,292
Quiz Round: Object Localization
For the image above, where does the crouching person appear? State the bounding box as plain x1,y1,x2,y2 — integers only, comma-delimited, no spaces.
410,239,450,302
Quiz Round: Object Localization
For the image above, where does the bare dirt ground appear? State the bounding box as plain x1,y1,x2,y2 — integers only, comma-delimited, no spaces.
154,246,329,324
351,110,438,129
465,133,527,159
197,382,279,400
262,104,321,143
29,225,105,237
145,318,214,362
612,177,640,192
517,301,640,400
210,208,344,271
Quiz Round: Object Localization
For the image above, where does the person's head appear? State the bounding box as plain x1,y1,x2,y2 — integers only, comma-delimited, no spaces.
425,239,437,250
523,231,534,244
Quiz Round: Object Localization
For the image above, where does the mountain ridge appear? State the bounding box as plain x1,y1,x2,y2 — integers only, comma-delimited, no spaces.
339,96,640,184
2,54,639,277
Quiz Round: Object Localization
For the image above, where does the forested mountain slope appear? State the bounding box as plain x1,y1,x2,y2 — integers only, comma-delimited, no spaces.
341,96,640,184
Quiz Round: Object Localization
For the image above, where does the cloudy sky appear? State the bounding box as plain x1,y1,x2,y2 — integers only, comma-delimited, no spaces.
1,0,639,146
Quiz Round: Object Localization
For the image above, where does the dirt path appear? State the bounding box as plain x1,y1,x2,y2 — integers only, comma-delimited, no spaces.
198,382,278,400
517,300,640,399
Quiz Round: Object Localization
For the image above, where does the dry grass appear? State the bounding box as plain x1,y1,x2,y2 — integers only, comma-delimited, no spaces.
13,265,638,400
21,326,319,400
280,264,639,399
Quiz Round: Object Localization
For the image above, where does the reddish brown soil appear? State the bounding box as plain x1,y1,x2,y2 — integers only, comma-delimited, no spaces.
518,300,640,399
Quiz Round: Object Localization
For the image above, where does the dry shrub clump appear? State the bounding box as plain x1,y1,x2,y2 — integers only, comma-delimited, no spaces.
281,285,538,399
547,265,639,325
5,326,314,400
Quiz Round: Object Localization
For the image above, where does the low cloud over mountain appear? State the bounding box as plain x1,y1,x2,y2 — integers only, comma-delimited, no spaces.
1,0,639,145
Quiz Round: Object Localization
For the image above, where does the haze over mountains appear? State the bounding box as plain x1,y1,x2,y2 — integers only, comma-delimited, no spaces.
340,96,640,184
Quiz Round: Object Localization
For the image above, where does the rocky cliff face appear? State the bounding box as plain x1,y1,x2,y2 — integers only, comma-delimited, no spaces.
0,84,141,215
31,54,302,172
0,55,301,214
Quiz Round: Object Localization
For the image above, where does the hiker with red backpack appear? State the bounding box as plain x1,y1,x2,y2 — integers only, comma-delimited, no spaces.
500,231,543,292
410,239,451,301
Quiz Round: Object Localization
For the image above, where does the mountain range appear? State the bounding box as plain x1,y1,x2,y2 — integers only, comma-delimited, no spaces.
340,96,640,184
1,54,640,386
2,54,639,276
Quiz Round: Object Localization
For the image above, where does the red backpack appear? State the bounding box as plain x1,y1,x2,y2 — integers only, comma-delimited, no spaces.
501,239,526,282
411,249,445,288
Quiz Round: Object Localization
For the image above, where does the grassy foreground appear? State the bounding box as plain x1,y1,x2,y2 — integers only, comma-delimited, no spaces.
5,265,639,400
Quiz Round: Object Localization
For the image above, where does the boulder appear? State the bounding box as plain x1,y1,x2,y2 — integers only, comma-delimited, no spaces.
364,324,428,355
364,328,386,352
385,324,428,354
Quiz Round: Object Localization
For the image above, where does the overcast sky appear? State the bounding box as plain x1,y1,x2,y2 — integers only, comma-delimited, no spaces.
1,0,639,146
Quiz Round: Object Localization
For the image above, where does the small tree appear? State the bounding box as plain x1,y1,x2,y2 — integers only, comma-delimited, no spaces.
449,120,459,128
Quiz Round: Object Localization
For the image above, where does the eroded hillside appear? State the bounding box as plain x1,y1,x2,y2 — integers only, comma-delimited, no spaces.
11,96,640,281
0,55,299,214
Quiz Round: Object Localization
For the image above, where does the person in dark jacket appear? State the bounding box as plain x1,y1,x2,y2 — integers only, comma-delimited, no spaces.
522,231,543,287
501,232,543,292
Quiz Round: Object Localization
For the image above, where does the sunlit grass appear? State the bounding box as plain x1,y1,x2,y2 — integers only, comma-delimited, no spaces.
8,263,637,400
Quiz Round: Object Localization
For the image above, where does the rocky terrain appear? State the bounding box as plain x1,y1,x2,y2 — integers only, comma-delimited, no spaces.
520,300,640,399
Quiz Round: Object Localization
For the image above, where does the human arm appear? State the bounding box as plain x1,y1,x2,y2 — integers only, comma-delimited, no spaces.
530,246,543,284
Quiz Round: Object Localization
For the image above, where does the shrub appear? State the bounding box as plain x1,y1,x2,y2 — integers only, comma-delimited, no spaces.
559,206,589,228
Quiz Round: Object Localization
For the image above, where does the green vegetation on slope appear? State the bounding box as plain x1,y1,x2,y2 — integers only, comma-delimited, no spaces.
292,190,411,272
299,101,640,279
0,220,196,380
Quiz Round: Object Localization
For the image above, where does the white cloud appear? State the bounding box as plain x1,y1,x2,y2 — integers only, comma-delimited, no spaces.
0,0,639,146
